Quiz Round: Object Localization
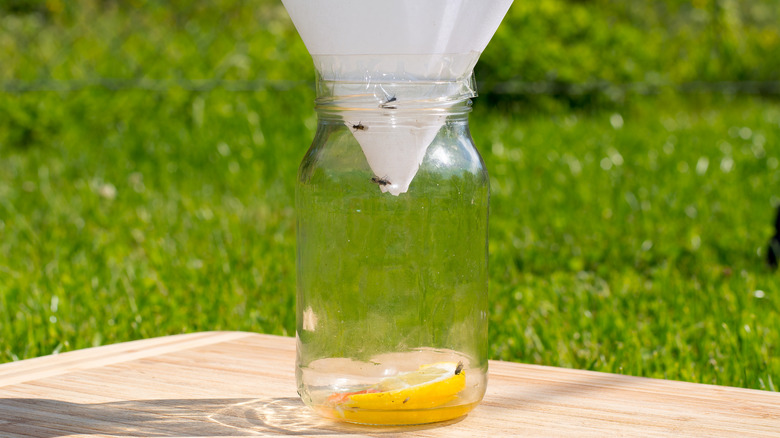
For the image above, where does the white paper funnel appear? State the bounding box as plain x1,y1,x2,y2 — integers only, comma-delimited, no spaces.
282,0,513,195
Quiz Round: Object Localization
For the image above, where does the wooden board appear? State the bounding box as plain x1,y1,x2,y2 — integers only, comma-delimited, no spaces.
0,331,778,437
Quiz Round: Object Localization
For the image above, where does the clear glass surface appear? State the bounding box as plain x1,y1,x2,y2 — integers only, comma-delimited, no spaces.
295,103,489,425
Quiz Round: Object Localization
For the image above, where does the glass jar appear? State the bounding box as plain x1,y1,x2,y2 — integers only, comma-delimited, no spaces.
295,80,489,426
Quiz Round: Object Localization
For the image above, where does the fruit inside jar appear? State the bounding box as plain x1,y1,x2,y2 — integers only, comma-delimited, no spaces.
297,352,487,426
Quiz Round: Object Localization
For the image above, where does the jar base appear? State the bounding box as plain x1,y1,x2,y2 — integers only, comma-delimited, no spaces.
297,352,486,426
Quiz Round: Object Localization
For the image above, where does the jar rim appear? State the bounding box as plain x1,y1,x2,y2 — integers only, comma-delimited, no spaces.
315,74,476,114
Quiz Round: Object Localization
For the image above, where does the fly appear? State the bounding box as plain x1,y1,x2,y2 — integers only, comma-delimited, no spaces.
352,122,367,131
380,95,397,109
371,176,391,186
455,361,464,375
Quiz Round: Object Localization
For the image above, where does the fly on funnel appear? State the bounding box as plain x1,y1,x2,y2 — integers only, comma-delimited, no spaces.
284,0,513,426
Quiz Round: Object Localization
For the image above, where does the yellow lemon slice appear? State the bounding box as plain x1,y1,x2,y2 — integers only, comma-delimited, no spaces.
324,361,468,425
319,402,475,426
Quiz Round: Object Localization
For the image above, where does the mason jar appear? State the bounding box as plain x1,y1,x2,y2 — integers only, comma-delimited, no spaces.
295,79,489,425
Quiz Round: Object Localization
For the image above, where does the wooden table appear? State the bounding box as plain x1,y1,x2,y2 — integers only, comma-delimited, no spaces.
0,331,778,437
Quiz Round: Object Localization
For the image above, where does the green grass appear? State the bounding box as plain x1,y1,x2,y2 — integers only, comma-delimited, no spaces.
480,95,780,389
1,2,779,391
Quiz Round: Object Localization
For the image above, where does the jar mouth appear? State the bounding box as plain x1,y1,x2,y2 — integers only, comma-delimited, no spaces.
312,75,475,196
315,75,476,116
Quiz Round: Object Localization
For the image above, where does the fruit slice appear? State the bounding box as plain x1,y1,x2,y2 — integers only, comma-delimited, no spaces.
319,402,474,426
324,361,467,425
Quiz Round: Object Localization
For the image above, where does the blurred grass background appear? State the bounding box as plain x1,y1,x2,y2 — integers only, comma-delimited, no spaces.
1,0,778,391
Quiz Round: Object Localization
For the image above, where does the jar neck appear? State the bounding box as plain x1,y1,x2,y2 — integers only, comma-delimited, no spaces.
314,77,474,123
311,76,475,196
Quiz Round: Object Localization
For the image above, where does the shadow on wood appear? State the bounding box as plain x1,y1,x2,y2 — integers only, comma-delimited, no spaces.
0,397,464,437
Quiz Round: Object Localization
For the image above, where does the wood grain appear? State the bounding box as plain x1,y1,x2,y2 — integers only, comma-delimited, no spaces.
0,331,777,437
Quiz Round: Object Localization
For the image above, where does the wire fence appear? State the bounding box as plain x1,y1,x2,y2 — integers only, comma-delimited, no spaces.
0,79,305,93
489,80,780,97
4,78,780,97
